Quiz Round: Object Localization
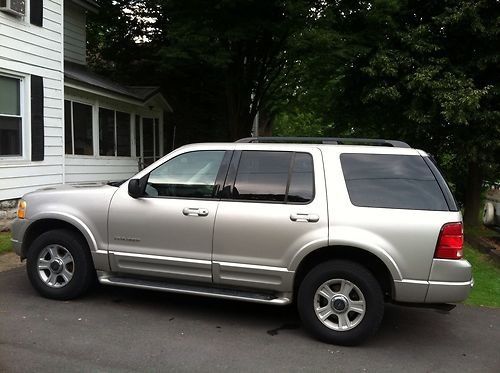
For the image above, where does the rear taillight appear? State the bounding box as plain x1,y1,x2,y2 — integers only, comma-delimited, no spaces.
434,222,463,259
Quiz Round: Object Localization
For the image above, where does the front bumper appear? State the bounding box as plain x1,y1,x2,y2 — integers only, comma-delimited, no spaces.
10,218,30,258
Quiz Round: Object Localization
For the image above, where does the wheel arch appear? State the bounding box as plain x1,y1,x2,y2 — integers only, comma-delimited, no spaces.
293,245,397,300
22,214,97,259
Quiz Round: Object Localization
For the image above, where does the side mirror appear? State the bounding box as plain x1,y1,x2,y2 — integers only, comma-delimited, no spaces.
128,178,144,198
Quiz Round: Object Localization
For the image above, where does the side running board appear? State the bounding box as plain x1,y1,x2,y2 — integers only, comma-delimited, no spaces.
98,274,292,306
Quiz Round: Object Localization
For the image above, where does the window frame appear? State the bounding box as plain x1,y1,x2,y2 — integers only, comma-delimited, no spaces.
0,71,29,162
142,150,233,201
221,150,316,205
64,97,135,159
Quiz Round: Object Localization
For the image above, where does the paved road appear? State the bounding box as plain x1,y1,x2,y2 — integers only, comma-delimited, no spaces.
1,267,499,372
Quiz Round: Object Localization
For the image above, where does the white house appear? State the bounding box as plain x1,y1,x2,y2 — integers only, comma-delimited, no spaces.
0,0,172,204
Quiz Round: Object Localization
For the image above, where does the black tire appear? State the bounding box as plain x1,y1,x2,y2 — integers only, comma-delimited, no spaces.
26,229,95,300
297,260,384,346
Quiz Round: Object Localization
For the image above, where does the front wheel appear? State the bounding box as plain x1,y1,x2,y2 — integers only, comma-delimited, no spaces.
297,260,384,346
26,229,95,300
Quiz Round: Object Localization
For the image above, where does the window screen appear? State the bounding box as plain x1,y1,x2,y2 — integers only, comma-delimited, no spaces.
116,112,131,156
64,100,72,154
340,153,448,211
72,102,93,155
99,108,115,156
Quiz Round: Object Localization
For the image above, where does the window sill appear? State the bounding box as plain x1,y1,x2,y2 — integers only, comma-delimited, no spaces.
0,157,32,166
65,154,139,160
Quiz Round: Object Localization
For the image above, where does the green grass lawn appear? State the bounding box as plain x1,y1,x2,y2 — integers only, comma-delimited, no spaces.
464,225,498,238
0,232,12,254
463,244,500,308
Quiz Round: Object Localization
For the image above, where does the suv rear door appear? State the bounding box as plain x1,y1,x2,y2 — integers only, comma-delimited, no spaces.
212,147,328,292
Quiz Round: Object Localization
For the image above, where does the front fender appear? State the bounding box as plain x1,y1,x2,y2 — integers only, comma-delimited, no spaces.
26,212,110,271
29,211,99,252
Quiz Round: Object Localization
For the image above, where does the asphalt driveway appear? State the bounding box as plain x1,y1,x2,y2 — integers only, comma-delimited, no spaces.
0,266,499,372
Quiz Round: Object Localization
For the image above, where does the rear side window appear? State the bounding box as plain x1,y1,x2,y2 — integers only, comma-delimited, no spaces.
340,154,449,211
232,151,314,203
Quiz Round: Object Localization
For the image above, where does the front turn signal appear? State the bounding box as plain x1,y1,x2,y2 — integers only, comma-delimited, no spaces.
17,200,26,219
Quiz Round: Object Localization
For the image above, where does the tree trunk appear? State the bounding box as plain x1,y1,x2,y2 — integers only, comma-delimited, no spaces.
463,160,483,227
225,74,255,141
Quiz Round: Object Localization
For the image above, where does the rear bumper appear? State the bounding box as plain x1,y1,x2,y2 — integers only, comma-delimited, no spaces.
425,258,473,303
393,258,473,303
425,278,473,303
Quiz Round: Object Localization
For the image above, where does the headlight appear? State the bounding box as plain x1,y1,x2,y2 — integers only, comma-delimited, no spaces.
17,199,26,219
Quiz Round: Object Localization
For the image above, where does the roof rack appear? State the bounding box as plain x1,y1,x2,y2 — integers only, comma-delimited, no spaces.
236,137,411,148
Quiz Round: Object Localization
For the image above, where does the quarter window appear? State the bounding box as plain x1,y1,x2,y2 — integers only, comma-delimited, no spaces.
0,75,22,156
146,151,226,198
232,151,314,203
340,153,449,211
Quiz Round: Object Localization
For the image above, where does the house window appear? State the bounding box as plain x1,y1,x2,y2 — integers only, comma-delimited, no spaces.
64,100,93,155
0,75,22,156
99,108,131,157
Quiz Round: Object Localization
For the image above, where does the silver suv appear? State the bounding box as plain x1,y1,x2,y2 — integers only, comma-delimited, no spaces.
11,137,473,345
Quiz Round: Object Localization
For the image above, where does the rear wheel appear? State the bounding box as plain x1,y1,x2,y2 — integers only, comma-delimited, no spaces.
26,229,95,300
297,260,384,346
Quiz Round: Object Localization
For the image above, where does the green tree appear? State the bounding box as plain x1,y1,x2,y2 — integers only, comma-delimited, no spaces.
88,0,319,140
275,0,499,225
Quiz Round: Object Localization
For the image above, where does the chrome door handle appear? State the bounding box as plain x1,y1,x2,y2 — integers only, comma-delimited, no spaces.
290,213,319,223
182,207,209,217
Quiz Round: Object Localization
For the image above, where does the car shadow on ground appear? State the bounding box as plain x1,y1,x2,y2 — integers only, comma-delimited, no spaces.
87,281,457,347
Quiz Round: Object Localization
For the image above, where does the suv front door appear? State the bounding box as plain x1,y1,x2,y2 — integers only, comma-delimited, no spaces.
108,150,230,283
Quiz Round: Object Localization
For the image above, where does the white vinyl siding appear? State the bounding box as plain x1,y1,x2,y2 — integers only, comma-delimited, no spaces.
65,157,139,184
0,0,64,201
63,1,86,65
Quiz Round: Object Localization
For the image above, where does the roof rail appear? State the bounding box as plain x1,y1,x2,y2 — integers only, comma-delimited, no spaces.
235,137,411,148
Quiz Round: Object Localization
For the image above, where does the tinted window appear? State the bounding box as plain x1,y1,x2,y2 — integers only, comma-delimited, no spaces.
233,151,291,202
340,154,448,211
288,153,314,203
146,151,225,198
